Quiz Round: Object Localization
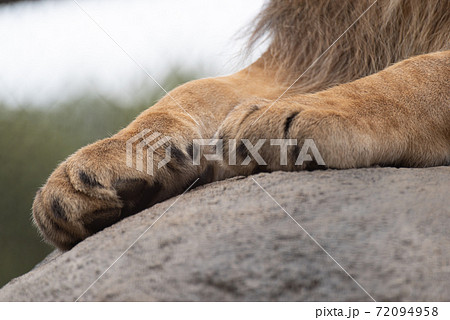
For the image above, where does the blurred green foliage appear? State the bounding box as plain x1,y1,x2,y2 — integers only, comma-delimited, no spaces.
0,70,197,287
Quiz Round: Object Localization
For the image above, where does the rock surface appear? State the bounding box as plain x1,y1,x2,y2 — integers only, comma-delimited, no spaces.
1,167,449,301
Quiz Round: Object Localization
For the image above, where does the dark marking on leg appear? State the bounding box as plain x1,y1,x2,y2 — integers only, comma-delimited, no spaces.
236,141,249,160
33,193,80,250
284,112,299,138
166,145,189,172
51,198,67,221
79,171,103,188
39,208,65,236
186,142,194,159
248,105,260,112
171,146,188,163
114,179,163,218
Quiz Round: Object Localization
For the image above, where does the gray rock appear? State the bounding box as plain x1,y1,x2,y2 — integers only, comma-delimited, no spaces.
1,167,449,301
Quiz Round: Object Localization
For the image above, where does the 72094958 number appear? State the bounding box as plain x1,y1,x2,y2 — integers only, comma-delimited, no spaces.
376,307,438,317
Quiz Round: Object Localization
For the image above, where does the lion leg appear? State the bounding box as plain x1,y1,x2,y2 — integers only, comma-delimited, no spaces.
32,50,449,249
32,62,284,250
217,51,450,174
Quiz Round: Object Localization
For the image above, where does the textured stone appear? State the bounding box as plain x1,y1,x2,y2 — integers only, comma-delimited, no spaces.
1,167,449,301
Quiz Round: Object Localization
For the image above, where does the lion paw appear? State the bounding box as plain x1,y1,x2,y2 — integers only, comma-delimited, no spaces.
32,137,186,250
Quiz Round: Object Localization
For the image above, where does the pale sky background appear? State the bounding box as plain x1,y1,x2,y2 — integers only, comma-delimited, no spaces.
0,0,266,107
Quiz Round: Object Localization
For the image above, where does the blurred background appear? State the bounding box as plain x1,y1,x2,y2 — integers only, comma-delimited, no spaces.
0,0,266,287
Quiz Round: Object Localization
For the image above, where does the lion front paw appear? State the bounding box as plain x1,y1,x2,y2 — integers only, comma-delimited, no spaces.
32,138,171,250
